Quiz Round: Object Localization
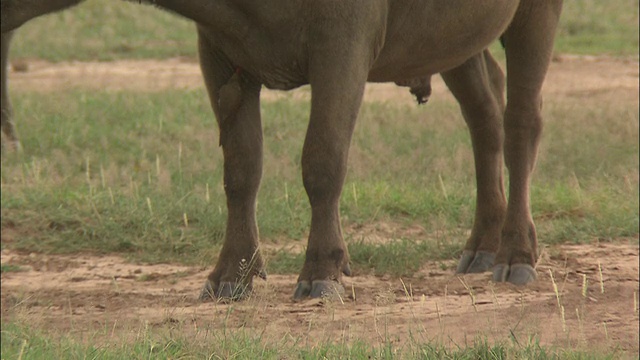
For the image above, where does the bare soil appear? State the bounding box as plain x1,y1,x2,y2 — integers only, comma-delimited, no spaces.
2,56,639,354
8,54,640,104
1,242,638,353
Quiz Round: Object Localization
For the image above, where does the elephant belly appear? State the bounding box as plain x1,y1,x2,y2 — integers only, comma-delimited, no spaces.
368,0,519,82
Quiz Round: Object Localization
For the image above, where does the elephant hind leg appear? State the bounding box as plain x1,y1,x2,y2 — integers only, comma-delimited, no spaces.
494,0,563,285
441,50,507,274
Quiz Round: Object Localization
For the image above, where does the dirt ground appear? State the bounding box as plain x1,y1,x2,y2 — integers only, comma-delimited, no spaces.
2,56,639,354
1,242,638,353
7,54,640,104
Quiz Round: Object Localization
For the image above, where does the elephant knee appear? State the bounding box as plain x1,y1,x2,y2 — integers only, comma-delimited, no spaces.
302,170,342,205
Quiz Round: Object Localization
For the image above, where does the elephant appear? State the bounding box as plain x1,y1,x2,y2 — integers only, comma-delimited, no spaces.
1,0,563,300
133,0,563,300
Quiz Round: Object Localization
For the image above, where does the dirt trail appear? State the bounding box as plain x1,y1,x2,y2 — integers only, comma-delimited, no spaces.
2,56,639,353
2,242,638,352
8,55,639,104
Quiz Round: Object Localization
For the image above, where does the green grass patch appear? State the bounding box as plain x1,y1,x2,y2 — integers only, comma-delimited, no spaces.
348,238,460,277
8,0,639,61
555,0,639,56
265,249,305,275
265,237,461,276
10,1,197,61
0,264,24,273
1,90,637,273
1,320,621,360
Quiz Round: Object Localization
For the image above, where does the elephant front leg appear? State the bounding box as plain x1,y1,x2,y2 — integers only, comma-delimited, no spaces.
294,127,358,299
197,40,265,301
293,54,368,300
200,74,266,300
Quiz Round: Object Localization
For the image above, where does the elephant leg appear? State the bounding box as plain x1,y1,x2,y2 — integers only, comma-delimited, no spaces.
493,1,563,285
293,50,369,300
441,50,506,274
1,31,21,151
1,0,84,33
196,29,265,300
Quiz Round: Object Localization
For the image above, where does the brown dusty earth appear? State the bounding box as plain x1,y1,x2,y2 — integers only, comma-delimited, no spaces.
2,56,640,354
6,54,640,104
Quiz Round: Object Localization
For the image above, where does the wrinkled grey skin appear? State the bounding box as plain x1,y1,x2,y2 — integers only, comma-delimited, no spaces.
2,0,563,301
1,0,83,150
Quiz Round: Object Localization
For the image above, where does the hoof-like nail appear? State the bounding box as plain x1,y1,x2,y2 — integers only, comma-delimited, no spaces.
199,281,252,301
310,280,345,299
258,269,268,280
217,282,252,300
456,250,475,274
342,263,352,277
293,281,311,300
199,280,215,302
492,263,510,282
507,264,536,285
466,251,496,273
492,264,536,285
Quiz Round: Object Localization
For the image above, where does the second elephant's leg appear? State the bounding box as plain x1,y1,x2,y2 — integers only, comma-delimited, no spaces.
1,31,21,151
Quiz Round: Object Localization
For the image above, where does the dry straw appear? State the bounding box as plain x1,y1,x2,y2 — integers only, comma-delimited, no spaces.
549,269,567,332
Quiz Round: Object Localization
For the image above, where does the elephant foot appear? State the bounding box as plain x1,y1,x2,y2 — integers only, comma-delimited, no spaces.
199,280,253,302
293,247,351,300
492,263,536,285
456,250,496,274
293,280,345,300
199,269,267,302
